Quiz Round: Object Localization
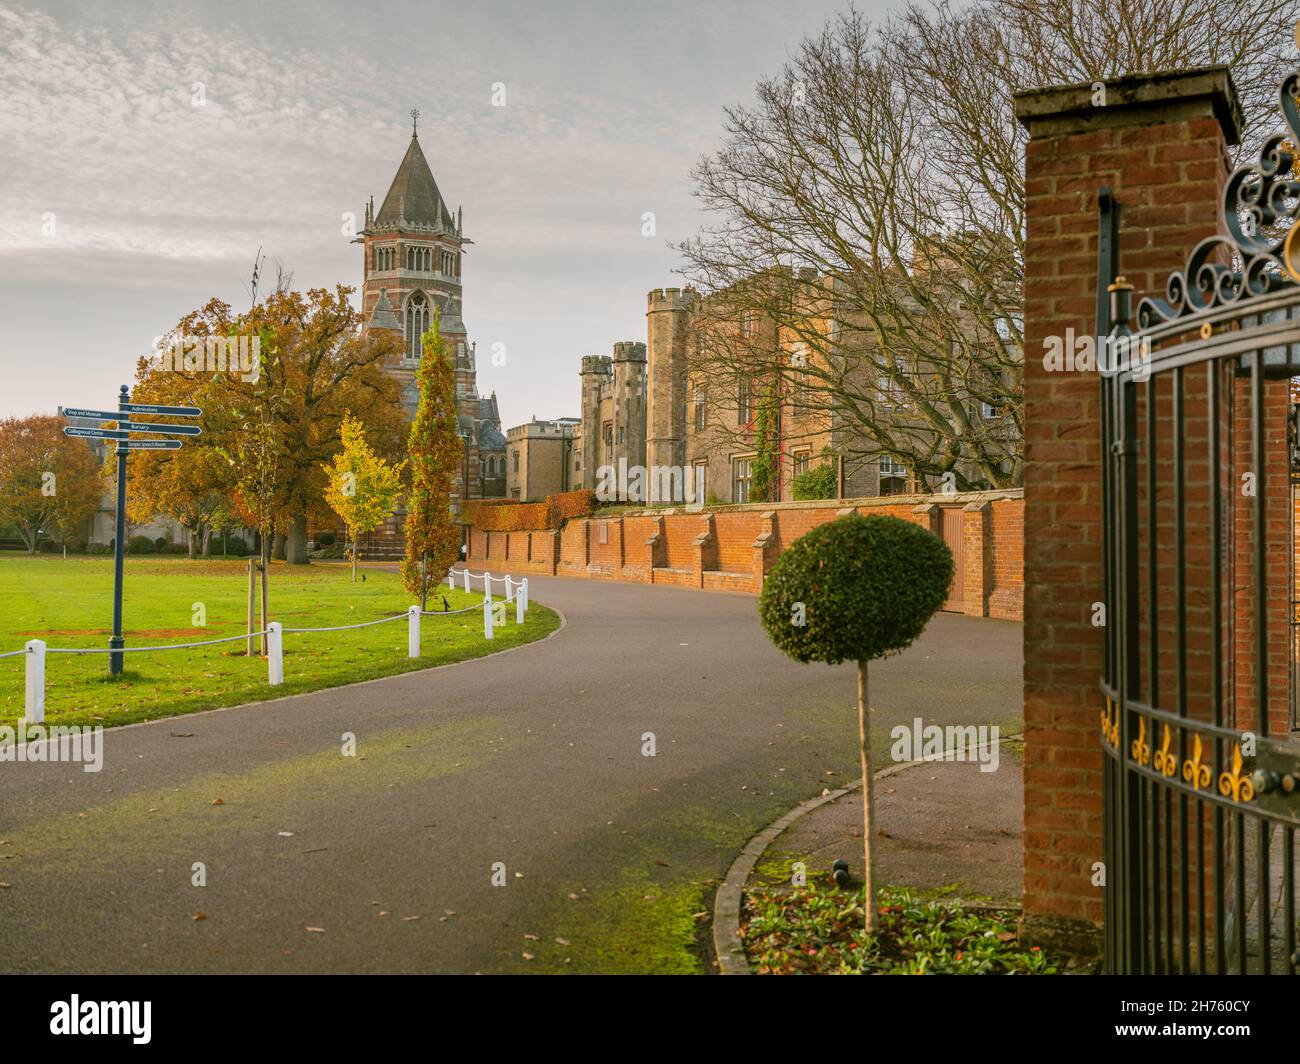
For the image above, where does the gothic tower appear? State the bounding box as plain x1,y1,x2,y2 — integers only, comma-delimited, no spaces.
646,287,692,476
358,116,506,503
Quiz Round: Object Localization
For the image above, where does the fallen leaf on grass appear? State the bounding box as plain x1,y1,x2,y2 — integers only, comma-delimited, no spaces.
521,952,534,961
555,937,570,946
211,798,224,806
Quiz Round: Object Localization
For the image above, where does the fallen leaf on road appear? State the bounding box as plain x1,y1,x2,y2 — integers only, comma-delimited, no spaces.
192,913,206,921
169,732,195,738
378,912,390,917
402,916,420,922
278,831,294,837
305,927,325,933
211,798,224,806
0,882,10,889
523,933,538,941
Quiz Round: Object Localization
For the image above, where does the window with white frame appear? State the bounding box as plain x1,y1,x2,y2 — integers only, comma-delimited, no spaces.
878,455,908,495
733,456,754,503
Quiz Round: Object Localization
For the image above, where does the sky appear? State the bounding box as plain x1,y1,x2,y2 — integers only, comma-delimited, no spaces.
0,0,889,431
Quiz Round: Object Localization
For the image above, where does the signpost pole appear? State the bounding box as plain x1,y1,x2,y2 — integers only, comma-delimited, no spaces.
109,385,129,675
62,391,202,675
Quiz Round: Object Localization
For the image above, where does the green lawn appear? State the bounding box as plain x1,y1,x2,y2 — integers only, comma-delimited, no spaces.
0,556,559,730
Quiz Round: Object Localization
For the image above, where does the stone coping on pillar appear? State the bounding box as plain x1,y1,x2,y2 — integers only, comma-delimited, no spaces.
1013,64,1242,146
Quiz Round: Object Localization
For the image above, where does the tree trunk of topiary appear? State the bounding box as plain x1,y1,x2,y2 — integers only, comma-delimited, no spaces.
858,659,878,934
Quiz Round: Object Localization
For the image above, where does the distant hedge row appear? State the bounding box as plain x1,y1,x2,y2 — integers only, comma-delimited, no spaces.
462,489,597,531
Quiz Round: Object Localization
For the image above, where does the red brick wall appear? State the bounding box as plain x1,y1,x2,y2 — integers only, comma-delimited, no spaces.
464,491,1024,616
661,513,699,572
713,511,766,574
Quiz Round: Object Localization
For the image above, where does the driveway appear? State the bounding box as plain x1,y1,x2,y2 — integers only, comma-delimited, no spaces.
0,574,1022,973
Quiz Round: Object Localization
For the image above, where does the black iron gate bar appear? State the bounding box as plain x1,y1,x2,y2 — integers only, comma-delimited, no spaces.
1096,70,1300,975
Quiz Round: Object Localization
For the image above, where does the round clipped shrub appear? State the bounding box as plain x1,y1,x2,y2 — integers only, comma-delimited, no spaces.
759,513,953,664
758,512,953,934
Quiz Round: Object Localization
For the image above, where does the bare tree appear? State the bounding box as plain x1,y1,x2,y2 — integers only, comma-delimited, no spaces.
678,0,1293,491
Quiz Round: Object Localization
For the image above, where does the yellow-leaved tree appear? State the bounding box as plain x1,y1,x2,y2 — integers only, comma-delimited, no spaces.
321,412,406,583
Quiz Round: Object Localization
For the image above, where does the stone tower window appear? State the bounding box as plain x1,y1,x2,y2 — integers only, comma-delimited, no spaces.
405,291,430,361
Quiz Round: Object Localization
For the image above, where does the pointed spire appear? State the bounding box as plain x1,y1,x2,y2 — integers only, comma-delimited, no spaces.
374,125,457,231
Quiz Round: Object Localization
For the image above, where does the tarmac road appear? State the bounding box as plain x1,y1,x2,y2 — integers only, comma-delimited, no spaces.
0,574,1021,973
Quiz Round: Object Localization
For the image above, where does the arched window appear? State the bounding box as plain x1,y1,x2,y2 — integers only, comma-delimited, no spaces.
405,291,430,361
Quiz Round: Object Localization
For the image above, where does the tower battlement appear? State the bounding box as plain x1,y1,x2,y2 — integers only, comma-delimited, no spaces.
580,355,613,376
612,341,646,363
647,286,695,311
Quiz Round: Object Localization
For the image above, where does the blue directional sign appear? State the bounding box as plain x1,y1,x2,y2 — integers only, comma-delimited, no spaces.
61,407,125,421
61,386,206,676
121,439,183,450
119,402,202,418
118,421,202,436
63,426,129,440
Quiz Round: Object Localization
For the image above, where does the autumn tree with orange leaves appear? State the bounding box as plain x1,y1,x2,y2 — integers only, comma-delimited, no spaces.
0,415,103,553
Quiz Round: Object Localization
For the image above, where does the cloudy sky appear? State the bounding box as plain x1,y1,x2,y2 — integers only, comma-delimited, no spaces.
0,0,886,430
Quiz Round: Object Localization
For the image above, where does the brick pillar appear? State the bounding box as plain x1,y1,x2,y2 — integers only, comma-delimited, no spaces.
752,511,777,593
962,500,991,619
1014,68,1240,951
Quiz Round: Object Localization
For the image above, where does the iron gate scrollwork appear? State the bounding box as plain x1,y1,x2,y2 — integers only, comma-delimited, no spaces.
1100,71,1300,974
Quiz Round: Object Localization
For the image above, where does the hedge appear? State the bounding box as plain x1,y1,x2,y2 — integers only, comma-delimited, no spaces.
461,490,596,531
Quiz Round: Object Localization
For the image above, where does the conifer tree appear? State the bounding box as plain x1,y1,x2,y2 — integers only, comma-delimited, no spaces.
401,310,463,607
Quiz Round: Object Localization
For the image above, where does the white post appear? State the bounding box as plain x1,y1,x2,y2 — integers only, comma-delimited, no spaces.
485,572,492,597
408,605,420,658
267,621,283,685
522,578,528,614
24,639,45,724
505,575,513,604
463,568,470,593
447,570,454,590
516,585,525,625
483,595,494,639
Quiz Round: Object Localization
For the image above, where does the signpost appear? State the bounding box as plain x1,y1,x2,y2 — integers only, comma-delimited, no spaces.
61,386,203,674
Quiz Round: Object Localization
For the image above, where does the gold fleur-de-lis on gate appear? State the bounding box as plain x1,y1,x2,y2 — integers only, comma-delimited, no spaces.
1100,699,1118,747
1130,715,1151,767
1182,734,1212,791
1152,724,1177,778
1218,743,1256,803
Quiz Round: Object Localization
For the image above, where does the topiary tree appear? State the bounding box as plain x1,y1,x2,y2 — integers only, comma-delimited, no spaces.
758,513,952,932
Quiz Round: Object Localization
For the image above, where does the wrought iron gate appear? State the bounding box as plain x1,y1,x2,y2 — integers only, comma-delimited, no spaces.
1099,72,1300,974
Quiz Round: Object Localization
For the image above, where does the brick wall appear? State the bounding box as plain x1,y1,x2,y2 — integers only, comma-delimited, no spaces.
464,490,1025,618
